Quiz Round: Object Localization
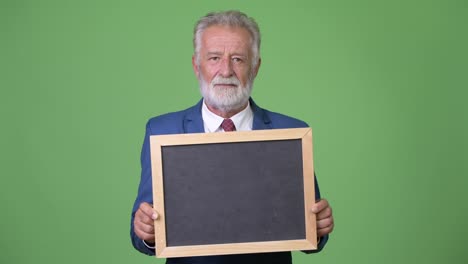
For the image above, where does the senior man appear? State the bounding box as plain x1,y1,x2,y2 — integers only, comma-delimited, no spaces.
131,10,334,264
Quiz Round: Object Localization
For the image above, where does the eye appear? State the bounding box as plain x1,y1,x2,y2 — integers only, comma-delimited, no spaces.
209,56,220,62
232,57,243,63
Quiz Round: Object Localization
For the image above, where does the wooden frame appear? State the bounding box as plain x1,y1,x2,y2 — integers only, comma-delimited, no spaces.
150,128,317,258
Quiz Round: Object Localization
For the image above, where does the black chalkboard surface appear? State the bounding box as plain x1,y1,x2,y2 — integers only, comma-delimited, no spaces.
150,128,317,258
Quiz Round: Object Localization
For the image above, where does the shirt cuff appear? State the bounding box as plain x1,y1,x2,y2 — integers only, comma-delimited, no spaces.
142,239,155,249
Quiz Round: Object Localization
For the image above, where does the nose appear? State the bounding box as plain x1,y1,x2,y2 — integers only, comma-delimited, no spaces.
219,57,233,77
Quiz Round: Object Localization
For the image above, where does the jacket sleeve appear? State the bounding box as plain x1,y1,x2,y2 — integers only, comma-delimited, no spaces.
130,121,156,256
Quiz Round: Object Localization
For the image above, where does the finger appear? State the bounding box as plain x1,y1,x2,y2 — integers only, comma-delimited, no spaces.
139,202,155,217
317,217,334,237
152,211,159,220
136,220,155,234
317,224,334,237
134,218,156,241
134,226,155,242
310,199,329,214
317,217,334,230
316,206,332,221
136,208,153,225
139,202,159,220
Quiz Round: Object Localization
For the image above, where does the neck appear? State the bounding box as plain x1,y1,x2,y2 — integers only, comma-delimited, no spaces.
205,102,248,119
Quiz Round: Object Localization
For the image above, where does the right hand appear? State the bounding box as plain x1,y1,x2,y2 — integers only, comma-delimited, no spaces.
134,202,159,243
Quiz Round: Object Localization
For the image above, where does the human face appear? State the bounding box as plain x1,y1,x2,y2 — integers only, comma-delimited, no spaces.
193,26,261,115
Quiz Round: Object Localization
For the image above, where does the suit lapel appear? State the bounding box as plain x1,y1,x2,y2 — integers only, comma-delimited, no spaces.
183,99,205,133
250,98,272,130
183,98,272,132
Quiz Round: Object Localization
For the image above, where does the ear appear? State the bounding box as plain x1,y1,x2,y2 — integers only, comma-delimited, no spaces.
252,57,262,78
192,55,199,77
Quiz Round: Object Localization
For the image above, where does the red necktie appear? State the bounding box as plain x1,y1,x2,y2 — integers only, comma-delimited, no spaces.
221,118,236,132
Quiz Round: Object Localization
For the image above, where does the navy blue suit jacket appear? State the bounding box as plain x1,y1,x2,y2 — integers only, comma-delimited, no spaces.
131,98,328,264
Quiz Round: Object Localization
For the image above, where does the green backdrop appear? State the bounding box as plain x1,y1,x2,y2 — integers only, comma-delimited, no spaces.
1,0,467,263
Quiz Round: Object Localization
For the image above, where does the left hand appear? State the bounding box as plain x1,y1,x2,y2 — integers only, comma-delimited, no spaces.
311,198,334,238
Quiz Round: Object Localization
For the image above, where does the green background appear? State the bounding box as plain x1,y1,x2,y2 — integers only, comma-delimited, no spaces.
1,0,467,263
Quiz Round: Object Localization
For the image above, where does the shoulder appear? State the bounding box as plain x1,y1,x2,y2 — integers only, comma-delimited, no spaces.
145,102,200,135
264,109,309,129
251,99,309,129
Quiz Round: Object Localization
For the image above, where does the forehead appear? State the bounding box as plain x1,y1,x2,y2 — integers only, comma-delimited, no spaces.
200,25,252,52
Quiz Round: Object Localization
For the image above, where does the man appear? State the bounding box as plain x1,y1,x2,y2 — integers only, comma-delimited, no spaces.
131,10,334,264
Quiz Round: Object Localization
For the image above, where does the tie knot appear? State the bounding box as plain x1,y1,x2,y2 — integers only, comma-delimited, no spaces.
221,118,236,132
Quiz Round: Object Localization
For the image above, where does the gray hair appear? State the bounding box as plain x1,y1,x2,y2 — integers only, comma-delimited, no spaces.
193,10,261,69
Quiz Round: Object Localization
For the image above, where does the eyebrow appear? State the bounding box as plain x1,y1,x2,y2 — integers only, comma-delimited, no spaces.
206,51,223,56
205,51,248,57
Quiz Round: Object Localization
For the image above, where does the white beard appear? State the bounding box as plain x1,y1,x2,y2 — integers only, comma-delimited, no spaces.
199,74,253,113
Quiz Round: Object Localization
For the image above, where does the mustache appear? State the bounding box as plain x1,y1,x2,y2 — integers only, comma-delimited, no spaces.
211,76,240,86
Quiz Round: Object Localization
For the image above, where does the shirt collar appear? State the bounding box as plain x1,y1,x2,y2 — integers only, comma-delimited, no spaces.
202,100,253,132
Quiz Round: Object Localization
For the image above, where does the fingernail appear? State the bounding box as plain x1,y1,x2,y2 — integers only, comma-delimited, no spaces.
152,213,159,220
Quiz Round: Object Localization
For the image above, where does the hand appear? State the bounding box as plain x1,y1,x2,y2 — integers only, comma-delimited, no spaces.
134,202,159,243
311,198,334,238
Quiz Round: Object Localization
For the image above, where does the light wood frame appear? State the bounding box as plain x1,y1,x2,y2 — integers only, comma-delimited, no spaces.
149,127,317,258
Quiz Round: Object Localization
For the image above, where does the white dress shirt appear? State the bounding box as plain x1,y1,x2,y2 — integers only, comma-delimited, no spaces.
201,100,254,132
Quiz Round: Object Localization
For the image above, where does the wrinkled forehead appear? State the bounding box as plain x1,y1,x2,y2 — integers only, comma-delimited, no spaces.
200,25,253,53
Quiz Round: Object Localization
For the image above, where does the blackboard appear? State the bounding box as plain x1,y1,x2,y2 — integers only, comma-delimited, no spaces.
150,128,317,258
